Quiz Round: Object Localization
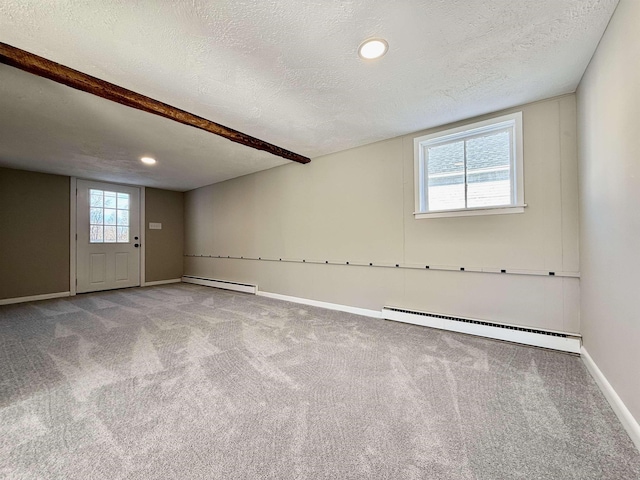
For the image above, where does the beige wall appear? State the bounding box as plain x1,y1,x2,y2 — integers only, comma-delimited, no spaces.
145,188,184,282
0,167,70,299
577,0,640,422
185,94,580,333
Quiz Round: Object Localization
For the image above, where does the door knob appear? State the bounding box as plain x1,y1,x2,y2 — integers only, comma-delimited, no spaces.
134,243,140,248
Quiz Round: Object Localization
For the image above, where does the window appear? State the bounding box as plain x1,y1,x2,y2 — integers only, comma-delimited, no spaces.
89,189,130,243
414,112,525,218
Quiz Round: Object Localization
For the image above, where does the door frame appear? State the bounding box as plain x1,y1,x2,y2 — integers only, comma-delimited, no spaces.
70,177,146,296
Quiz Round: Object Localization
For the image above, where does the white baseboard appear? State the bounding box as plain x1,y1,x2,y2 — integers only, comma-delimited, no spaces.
143,278,182,286
0,291,71,306
381,307,581,354
182,275,257,294
256,290,382,319
253,292,581,354
581,346,640,451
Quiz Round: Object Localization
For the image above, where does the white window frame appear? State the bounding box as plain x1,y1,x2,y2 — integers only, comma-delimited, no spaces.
413,112,525,219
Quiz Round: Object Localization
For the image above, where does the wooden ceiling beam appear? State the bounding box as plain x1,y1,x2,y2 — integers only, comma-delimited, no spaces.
0,42,311,165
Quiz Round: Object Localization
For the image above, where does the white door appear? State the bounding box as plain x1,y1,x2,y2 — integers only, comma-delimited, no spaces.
76,180,141,293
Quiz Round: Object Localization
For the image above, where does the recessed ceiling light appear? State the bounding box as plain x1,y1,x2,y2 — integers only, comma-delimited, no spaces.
358,38,388,60
141,157,156,165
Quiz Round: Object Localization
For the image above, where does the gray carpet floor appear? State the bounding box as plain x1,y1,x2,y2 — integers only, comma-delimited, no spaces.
0,284,638,479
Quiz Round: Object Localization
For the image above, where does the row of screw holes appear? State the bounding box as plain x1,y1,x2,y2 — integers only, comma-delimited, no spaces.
189,255,556,276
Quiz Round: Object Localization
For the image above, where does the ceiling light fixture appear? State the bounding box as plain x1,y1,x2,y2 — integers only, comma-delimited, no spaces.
358,38,388,60
141,157,156,165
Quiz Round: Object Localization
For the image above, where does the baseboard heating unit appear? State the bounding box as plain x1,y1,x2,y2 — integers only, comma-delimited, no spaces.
181,276,257,294
381,306,581,353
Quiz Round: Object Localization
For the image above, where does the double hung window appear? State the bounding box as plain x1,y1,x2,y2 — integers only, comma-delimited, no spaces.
414,112,524,218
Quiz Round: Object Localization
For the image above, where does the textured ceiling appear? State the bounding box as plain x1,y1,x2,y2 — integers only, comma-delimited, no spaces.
0,65,288,190
0,0,619,190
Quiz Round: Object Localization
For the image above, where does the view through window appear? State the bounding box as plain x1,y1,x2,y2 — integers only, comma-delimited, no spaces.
89,189,130,243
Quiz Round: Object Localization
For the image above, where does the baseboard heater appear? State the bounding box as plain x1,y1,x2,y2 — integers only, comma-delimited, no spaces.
181,275,257,294
382,306,581,354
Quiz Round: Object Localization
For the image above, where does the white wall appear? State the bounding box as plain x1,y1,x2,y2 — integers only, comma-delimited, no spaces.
185,95,580,333
577,0,640,422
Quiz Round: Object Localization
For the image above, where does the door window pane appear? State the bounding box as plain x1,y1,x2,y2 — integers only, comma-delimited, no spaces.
104,226,117,243
117,193,129,210
90,208,103,224
104,191,117,208
117,226,129,243
90,225,103,242
90,191,103,207
117,210,129,226
104,209,116,225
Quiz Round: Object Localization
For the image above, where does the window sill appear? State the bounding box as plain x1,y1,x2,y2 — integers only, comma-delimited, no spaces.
414,204,526,219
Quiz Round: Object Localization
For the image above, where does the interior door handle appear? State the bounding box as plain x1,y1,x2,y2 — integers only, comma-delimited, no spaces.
134,243,140,248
